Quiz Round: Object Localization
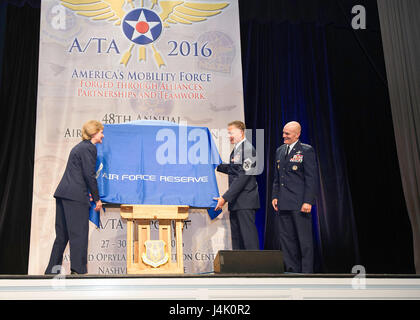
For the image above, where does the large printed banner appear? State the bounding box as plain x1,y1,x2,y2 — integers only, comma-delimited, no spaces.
29,0,244,274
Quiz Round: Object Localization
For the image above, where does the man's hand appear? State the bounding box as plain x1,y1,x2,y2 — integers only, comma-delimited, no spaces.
300,203,312,213
272,199,278,211
214,197,226,211
94,200,103,212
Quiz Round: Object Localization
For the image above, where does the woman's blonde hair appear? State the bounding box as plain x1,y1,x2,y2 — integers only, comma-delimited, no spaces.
82,120,104,141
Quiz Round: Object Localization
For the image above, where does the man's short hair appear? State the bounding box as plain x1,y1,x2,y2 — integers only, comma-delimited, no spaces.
228,120,246,132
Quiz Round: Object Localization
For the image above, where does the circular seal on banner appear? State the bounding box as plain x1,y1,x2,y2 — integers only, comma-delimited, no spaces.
122,9,163,45
197,31,235,73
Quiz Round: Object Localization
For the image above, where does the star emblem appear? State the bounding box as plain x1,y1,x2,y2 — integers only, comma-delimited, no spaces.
60,0,229,68
122,9,163,45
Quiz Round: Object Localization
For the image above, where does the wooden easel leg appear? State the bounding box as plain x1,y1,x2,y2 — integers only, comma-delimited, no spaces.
159,219,172,269
127,220,133,271
176,221,184,273
138,219,150,268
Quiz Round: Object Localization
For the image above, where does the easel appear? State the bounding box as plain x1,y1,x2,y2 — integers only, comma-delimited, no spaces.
120,204,189,274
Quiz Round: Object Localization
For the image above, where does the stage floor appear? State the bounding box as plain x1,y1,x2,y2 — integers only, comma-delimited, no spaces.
1,274,420,300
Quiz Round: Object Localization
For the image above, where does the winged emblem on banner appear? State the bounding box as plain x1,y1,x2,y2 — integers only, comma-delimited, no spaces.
60,0,229,67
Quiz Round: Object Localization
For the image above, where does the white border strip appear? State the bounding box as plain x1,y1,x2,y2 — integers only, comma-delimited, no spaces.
1,277,420,300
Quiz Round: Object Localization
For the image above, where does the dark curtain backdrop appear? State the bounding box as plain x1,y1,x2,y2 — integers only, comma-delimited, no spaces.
0,0,415,274
0,3,39,274
377,0,420,274
239,1,359,273
239,0,414,273
0,3,7,82
240,17,359,273
3,0,40,7
325,0,414,273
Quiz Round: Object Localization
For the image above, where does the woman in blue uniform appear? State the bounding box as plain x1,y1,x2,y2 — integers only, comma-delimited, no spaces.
45,120,104,275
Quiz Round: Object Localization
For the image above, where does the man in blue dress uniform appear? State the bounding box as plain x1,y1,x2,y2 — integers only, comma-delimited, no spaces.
215,121,260,250
272,121,318,273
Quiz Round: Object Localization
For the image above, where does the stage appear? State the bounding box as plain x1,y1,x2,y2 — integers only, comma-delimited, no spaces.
1,1,420,307
1,274,420,300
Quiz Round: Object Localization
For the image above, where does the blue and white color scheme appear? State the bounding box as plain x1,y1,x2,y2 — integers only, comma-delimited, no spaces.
95,121,221,207
122,8,162,45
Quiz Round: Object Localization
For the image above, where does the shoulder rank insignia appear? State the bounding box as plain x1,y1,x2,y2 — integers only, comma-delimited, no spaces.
243,158,253,171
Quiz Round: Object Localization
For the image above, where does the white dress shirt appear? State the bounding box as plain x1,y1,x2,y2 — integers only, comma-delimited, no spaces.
286,140,299,155
234,137,246,151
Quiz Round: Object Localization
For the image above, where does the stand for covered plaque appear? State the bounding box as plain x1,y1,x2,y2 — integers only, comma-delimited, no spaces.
120,204,189,274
